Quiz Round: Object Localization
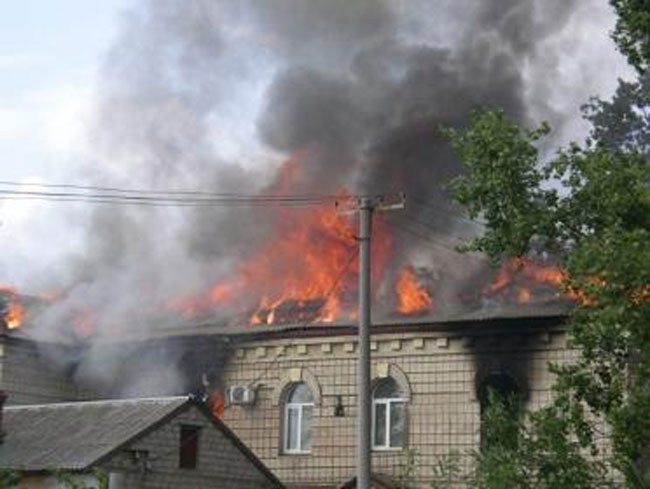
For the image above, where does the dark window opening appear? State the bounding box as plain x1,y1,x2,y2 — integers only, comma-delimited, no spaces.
478,373,520,451
179,424,201,469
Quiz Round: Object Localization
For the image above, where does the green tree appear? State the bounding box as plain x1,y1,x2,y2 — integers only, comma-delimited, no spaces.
582,74,650,156
447,106,650,485
0,470,21,489
431,3,650,486
428,392,608,488
54,469,108,489
473,392,607,489
610,0,650,74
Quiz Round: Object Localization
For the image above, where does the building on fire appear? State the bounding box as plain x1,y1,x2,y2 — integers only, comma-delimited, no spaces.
0,301,573,489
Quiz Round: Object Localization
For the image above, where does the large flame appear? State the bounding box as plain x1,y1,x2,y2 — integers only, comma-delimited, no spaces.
396,266,433,315
171,153,394,326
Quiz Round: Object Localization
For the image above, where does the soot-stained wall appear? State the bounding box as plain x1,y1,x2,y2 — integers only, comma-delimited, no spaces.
219,317,573,488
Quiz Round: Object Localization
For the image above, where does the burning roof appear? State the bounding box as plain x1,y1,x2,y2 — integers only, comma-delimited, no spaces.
1,250,578,340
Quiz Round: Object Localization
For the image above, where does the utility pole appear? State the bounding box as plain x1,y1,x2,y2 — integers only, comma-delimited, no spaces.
357,197,373,489
337,193,405,489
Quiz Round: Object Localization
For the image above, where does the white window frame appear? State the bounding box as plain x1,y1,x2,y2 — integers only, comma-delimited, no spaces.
372,386,406,451
283,386,314,454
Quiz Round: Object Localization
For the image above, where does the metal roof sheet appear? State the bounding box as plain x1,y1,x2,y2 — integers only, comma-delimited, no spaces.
0,396,188,471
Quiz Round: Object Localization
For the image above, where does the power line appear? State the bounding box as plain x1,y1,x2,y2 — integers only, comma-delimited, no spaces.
408,196,485,226
0,188,346,207
397,211,470,241
391,220,484,260
0,180,342,200
0,195,330,208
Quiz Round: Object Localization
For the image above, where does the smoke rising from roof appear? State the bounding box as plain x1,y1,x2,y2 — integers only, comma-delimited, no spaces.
23,0,624,396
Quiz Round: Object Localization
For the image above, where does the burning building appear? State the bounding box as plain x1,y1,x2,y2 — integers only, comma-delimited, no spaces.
0,0,625,487
0,187,583,488
0,294,575,488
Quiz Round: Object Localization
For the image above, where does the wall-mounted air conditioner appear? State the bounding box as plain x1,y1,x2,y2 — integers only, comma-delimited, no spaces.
228,385,256,405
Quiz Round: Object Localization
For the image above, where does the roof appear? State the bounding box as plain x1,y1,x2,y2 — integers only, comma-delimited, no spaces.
3,300,572,347
0,396,286,487
0,396,189,471
128,300,572,341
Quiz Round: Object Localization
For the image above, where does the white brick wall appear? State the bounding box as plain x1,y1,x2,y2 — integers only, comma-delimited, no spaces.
221,326,572,488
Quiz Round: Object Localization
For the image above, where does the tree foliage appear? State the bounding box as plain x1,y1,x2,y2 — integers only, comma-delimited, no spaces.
448,104,650,485
0,470,20,489
433,3,650,486
428,392,610,489
445,10,650,481
474,392,609,489
610,0,650,74
583,74,650,156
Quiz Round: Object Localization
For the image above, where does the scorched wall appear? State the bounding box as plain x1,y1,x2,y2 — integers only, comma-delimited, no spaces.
220,317,574,488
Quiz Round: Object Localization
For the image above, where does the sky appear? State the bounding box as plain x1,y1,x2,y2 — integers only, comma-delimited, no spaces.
0,0,636,292
0,1,132,285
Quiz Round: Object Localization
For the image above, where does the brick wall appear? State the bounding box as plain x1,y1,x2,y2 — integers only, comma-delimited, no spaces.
103,404,279,489
0,337,88,405
221,325,573,488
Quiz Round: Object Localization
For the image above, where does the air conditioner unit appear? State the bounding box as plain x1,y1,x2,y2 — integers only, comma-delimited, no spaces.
228,385,256,405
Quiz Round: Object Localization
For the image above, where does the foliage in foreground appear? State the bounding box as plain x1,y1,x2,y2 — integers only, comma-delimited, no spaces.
446,104,650,486
429,393,610,489
441,6,650,483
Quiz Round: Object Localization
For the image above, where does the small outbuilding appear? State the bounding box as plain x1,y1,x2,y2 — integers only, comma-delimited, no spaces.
0,394,285,489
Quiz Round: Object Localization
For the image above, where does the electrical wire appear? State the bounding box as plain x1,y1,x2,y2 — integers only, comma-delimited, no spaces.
397,212,469,243
0,190,348,208
391,220,484,260
0,180,342,200
408,196,485,226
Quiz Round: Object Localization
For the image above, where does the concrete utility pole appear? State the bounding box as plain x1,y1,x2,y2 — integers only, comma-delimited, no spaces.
357,197,373,489
338,194,405,489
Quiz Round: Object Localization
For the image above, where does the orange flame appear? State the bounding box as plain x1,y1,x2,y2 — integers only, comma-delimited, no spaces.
5,301,25,330
0,287,25,330
485,258,565,298
396,266,433,315
484,257,567,304
170,152,393,326
209,390,225,419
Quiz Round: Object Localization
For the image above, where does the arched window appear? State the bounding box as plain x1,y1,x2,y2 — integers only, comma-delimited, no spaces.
283,383,314,454
372,378,405,450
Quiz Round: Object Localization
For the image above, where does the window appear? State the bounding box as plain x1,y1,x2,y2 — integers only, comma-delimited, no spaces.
179,424,201,469
478,373,520,451
283,383,314,454
372,378,405,450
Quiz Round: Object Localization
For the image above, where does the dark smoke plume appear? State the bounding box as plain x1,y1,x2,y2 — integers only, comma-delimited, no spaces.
29,0,594,395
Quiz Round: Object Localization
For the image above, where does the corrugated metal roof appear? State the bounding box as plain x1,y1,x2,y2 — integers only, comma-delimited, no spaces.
127,300,572,340
0,396,188,471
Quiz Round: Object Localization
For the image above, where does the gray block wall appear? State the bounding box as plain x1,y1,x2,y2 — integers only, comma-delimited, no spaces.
0,337,88,405
104,404,280,489
221,326,573,488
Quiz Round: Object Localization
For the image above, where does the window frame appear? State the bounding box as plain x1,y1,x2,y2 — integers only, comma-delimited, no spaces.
372,379,406,451
478,373,521,451
179,424,201,469
282,383,314,454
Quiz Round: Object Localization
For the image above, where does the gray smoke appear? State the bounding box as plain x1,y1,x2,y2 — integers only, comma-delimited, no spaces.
28,0,605,395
